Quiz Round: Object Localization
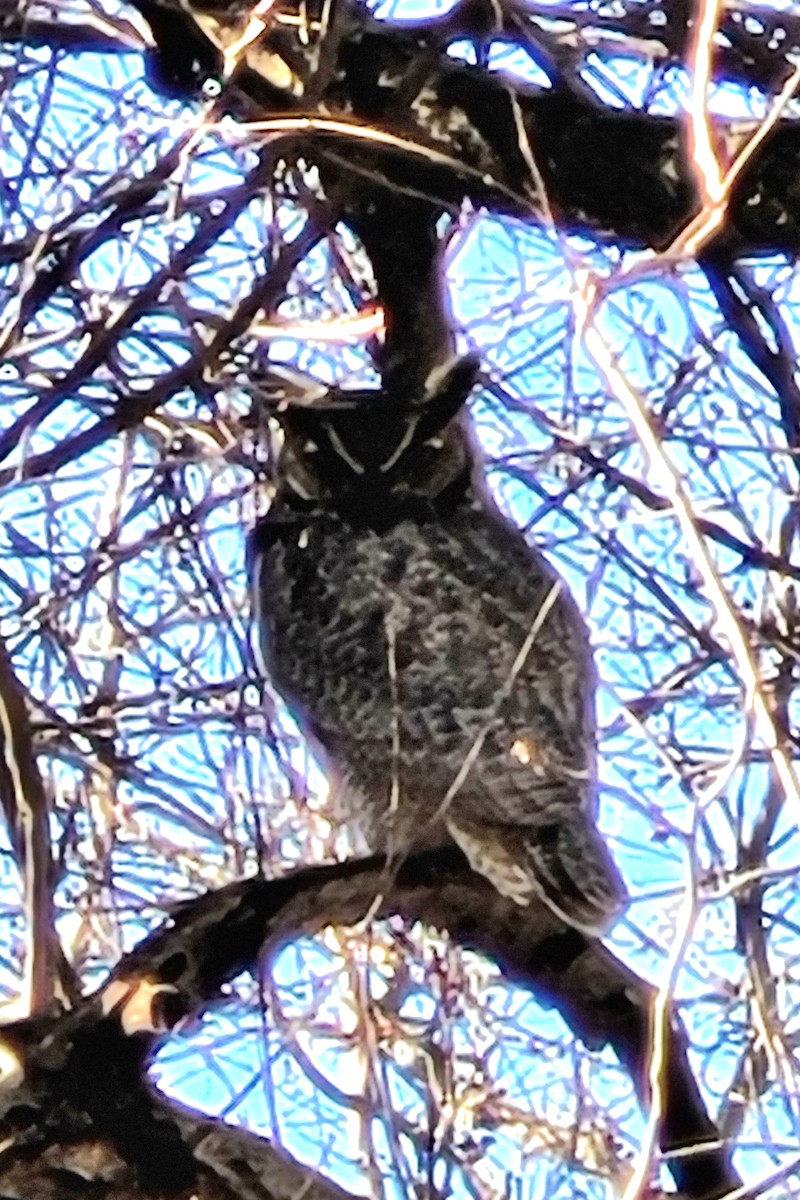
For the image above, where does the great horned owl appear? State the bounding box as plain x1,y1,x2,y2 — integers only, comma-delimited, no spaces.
250,357,626,934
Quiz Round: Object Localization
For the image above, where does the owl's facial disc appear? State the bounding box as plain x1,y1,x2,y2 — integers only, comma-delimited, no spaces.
281,406,472,507
278,354,480,506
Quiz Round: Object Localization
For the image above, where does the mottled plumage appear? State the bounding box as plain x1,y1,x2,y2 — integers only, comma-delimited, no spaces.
250,357,626,934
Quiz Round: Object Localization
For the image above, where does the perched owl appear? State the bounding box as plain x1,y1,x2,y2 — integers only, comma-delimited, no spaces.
250,357,626,935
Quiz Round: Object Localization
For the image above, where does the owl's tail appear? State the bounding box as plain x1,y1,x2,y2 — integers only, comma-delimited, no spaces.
523,818,627,936
446,814,626,936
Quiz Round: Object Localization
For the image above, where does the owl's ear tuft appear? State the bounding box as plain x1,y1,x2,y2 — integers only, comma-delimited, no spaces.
415,354,481,442
422,354,481,404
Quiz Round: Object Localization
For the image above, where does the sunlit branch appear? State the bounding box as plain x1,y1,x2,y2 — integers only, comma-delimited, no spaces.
580,59,800,291
620,728,747,1199
724,60,800,188
214,113,533,211
0,229,51,359
664,60,800,262
221,0,277,76
252,305,385,342
574,276,800,821
687,0,725,208
573,266,800,1193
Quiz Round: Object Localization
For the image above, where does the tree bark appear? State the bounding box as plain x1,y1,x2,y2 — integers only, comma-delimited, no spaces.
0,851,739,1200
3,0,800,251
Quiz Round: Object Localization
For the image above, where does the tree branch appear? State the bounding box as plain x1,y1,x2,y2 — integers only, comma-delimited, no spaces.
0,636,78,1011
700,247,800,481
3,0,800,251
0,850,737,1199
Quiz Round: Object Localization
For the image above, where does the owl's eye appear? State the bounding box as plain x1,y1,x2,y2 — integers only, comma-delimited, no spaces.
326,426,365,474
284,463,319,500
423,437,444,450
303,439,319,453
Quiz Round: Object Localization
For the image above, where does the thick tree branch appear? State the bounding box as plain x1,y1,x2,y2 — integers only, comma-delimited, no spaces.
0,636,55,1011
0,637,78,1011
342,192,455,395
3,0,800,252
0,850,737,1200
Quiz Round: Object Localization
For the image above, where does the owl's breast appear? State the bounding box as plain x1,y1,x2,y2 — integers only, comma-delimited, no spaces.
255,496,596,845
257,511,393,748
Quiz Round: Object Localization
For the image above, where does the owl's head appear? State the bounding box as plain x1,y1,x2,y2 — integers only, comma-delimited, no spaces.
275,355,481,522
